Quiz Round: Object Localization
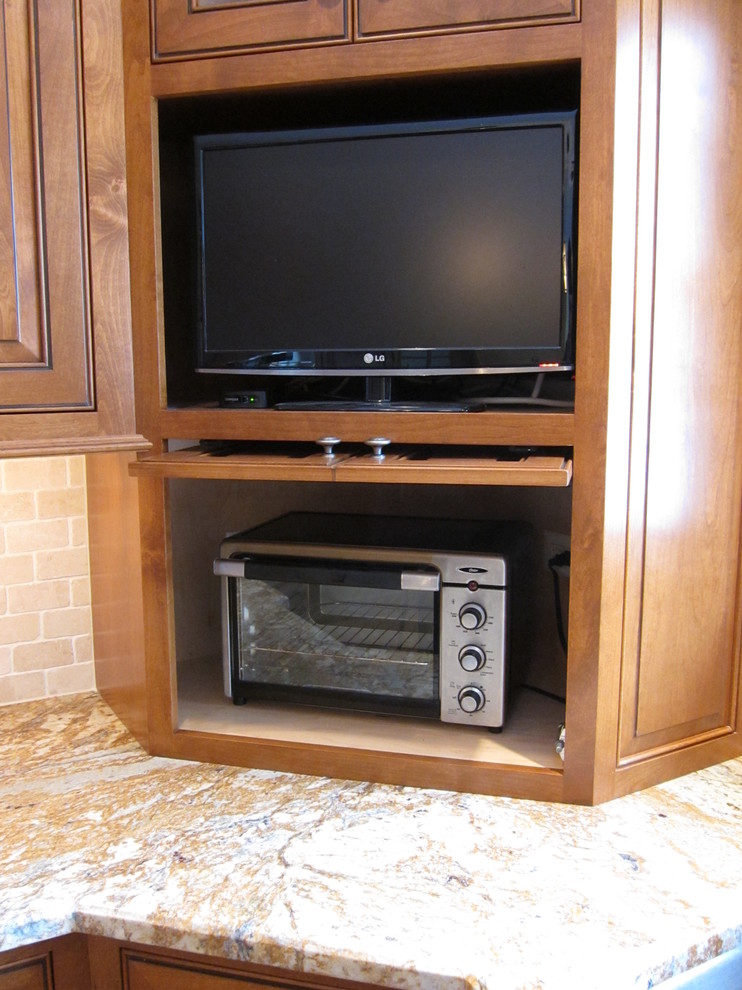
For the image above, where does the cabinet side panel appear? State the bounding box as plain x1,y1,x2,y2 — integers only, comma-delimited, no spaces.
619,0,742,760
87,452,149,748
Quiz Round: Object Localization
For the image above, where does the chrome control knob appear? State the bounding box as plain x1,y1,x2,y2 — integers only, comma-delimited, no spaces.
458,686,486,714
458,645,487,672
459,602,487,630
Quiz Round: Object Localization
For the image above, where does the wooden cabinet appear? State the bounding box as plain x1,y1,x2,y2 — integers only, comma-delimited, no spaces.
0,0,144,457
354,0,579,41
151,0,349,61
86,937,382,990
0,936,90,990
101,0,742,804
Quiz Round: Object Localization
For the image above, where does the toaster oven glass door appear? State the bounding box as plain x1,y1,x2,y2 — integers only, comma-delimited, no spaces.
226,558,441,717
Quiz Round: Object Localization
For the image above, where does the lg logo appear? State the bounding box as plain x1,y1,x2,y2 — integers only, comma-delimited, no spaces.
363,352,386,364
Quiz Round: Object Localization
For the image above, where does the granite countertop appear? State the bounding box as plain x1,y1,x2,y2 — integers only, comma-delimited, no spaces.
1,694,741,989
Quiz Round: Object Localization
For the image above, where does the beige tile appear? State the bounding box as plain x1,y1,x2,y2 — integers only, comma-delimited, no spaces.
8,579,70,615
45,660,95,695
70,517,90,548
0,612,40,646
43,607,92,639
5,519,70,554
73,634,94,663
0,492,36,524
0,554,35,586
66,455,86,488
71,577,92,607
36,488,86,520
1,457,68,493
35,547,90,581
13,639,74,672
0,670,45,704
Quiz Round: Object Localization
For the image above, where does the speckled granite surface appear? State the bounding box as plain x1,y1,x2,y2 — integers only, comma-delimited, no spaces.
1,693,741,989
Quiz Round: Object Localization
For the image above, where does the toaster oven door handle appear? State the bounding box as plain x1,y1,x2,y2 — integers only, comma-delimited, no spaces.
214,559,247,578
214,557,440,591
401,572,440,591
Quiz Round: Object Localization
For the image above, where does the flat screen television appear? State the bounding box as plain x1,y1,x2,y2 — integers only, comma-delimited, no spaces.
194,110,577,410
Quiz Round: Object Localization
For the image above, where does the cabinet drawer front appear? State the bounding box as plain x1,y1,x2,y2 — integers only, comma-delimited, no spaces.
355,0,579,39
152,0,349,60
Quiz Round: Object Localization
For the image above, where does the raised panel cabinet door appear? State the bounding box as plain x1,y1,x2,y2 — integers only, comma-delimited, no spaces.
0,0,93,412
354,0,579,40
151,0,349,61
617,0,742,763
125,955,260,989
0,936,90,990
0,956,52,990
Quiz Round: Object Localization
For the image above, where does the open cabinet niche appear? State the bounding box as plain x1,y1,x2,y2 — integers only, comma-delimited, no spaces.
168,476,571,771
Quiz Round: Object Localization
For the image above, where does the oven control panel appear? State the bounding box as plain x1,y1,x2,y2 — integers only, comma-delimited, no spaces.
439,582,507,729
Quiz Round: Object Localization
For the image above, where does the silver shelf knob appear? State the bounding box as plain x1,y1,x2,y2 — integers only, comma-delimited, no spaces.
364,437,391,459
316,436,341,457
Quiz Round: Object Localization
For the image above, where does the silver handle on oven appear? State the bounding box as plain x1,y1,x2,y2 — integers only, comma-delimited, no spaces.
401,571,440,591
214,559,246,577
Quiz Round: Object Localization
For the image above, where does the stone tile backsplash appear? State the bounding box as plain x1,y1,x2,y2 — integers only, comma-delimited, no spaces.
0,456,95,705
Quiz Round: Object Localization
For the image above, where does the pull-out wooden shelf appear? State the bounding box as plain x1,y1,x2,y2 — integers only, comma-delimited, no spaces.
131,444,573,486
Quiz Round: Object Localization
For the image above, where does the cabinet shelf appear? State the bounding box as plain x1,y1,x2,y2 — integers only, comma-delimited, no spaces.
177,658,566,774
131,444,572,487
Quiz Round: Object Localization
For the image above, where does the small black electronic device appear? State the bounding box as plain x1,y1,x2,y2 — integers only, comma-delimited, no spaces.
219,390,268,408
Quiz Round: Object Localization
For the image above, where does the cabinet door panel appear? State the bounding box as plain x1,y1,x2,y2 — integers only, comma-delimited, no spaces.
0,936,89,990
355,0,579,40
0,956,51,990
122,949,369,989
0,0,93,411
151,0,349,61
619,0,742,761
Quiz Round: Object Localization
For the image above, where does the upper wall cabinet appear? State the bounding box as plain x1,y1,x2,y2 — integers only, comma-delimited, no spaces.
151,0,349,61
354,0,580,41
0,0,143,457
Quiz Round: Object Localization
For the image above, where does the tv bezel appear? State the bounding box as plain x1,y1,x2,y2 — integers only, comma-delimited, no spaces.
193,110,577,381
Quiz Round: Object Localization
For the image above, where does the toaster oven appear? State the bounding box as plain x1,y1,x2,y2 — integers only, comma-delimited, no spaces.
214,513,532,731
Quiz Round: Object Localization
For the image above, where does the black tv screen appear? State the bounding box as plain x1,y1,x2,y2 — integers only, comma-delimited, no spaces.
194,111,577,381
